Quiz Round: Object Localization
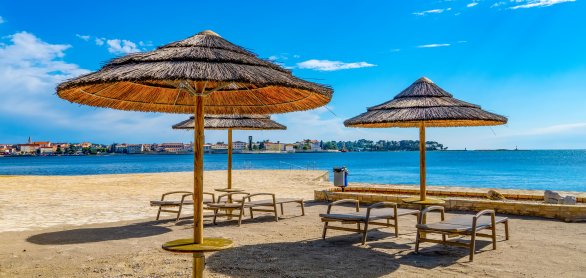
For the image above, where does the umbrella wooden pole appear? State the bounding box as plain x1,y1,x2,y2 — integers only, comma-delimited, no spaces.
228,128,233,190
419,122,426,201
193,95,205,277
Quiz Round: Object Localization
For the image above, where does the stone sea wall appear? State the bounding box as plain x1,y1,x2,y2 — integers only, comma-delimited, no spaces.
314,187,586,222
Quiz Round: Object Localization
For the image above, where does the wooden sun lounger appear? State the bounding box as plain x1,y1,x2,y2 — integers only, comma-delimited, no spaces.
150,191,216,221
206,193,305,226
414,206,510,262
320,199,420,244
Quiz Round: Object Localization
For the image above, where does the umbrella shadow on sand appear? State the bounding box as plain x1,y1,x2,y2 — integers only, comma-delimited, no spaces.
394,240,493,269
207,233,408,278
207,233,496,276
26,220,172,245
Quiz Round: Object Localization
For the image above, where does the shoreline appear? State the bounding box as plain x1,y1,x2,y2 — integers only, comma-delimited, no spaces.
3,170,586,194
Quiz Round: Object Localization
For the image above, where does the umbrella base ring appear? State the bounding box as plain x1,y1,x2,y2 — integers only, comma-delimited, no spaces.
162,237,233,253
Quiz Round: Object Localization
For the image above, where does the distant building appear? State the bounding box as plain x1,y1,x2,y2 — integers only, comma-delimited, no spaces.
39,146,56,154
18,144,38,154
232,141,247,150
203,144,212,153
53,143,69,149
80,142,92,148
264,142,283,152
211,142,228,154
126,144,144,154
284,144,296,152
32,142,51,148
296,139,322,151
0,144,15,155
159,143,185,153
113,144,128,153
183,143,193,152
308,140,321,151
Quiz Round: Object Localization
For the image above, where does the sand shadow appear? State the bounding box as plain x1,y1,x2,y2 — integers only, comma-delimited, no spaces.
207,237,401,277
396,238,493,268
26,220,172,245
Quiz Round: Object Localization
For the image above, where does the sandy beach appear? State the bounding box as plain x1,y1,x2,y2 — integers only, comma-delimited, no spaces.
1,170,586,277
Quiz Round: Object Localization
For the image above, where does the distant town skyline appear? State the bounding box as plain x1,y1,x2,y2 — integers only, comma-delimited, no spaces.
1,1,585,150
1,137,447,156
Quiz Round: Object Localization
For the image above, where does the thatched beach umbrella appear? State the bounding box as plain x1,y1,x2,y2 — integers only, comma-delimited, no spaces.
344,77,506,203
57,30,332,277
173,114,286,191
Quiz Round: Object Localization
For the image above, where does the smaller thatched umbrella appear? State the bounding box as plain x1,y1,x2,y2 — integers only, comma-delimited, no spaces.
173,114,286,191
345,77,507,203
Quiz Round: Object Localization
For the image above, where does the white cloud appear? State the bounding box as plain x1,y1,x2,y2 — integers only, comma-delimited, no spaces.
413,8,452,16
296,59,376,71
417,43,451,48
509,0,575,9
75,34,90,41
510,123,586,137
467,2,479,7
0,16,4,24
268,53,301,62
0,31,188,143
491,1,507,8
106,39,140,54
75,34,144,54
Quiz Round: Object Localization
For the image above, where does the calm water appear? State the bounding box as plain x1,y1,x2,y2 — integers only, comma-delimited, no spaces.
1,150,585,191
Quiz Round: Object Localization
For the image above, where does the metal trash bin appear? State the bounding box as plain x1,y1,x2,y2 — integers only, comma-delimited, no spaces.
333,167,349,191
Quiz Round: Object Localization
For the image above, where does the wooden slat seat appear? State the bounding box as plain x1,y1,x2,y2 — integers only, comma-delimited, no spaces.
321,200,420,244
206,193,305,226
414,206,510,262
321,208,419,222
151,200,194,206
151,191,216,222
416,215,508,233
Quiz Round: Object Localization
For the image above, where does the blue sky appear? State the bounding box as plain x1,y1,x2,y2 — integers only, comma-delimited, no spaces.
0,0,584,149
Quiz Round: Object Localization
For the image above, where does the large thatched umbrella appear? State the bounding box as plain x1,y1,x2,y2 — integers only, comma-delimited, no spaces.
344,77,506,203
173,114,286,191
57,30,332,277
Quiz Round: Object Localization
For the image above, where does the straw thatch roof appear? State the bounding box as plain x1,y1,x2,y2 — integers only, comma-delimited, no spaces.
173,115,286,130
344,77,507,128
57,30,332,114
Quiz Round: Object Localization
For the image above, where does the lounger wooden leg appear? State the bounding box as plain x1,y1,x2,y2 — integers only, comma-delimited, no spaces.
212,209,218,225
300,201,305,216
361,221,369,245
273,204,279,222
322,222,329,239
238,208,244,226
415,229,421,253
504,220,510,240
419,209,428,239
249,208,254,219
492,223,497,250
156,206,162,221
394,217,399,237
176,204,183,222
280,203,284,215
469,231,477,262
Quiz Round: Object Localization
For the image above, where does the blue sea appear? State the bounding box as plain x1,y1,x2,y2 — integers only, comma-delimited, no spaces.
1,150,585,192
